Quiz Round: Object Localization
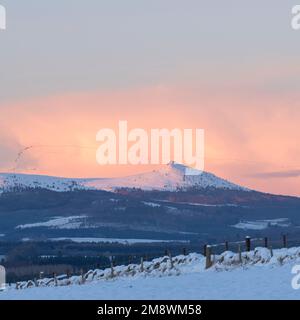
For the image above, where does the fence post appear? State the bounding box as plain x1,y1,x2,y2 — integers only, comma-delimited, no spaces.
53,273,58,286
80,269,85,284
169,252,174,269
140,257,144,272
66,269,72,285
270,246,273,257
264,237,268,248
238,245,242,264
205,245,212,269
110,262,114,278
282,235,287,248
225,241,229,252
203,244,207,257
245,236,251,252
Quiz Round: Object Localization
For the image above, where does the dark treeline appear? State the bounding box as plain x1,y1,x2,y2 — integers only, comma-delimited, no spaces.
1,240,200,283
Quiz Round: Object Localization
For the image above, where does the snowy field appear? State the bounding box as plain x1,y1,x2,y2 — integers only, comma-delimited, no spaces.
0,263,298,300
1,247,300,300
49,237,188,244
232,218,291,231
16,216,88,230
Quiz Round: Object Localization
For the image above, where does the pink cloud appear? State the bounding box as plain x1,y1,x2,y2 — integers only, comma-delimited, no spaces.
1,85,300,196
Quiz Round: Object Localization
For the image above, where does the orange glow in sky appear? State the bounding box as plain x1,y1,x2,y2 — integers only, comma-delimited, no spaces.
1,86,300,196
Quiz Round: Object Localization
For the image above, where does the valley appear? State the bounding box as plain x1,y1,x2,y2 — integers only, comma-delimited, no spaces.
1,163,300,283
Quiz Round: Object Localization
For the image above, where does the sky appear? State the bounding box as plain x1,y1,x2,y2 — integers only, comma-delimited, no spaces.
0,1,300,196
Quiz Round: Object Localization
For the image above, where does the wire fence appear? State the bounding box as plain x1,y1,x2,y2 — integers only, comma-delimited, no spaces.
4,234,300,284
110,234,300,264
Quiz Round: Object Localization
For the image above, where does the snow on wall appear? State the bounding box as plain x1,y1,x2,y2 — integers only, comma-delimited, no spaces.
8,246,300,292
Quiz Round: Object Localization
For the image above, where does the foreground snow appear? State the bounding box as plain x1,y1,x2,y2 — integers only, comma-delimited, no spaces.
1,263,298,300
1,247,300,300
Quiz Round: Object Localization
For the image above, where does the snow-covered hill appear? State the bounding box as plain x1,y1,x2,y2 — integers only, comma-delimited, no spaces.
1,247,299,300
0,162,247,193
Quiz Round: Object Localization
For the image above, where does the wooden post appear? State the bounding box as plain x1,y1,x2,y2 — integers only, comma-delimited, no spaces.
282,235,287,248
169,252,174,269
225,241,229,252
53,273,58,286
205,245,212,269
80,269,85,284
238,245,242,264
270,246,273,257
183,247,187,256
110,262,114,278
203,244,207,257
264,237,268,248
140,257,144,272
66,269,71,285
245,236,251,252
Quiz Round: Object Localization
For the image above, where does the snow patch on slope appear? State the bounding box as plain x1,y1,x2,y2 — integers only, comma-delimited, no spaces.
232,218,291,230
0,173,87,192
85,162,247,191
49,237,188,244
0,162,248,193
16,216,87,230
